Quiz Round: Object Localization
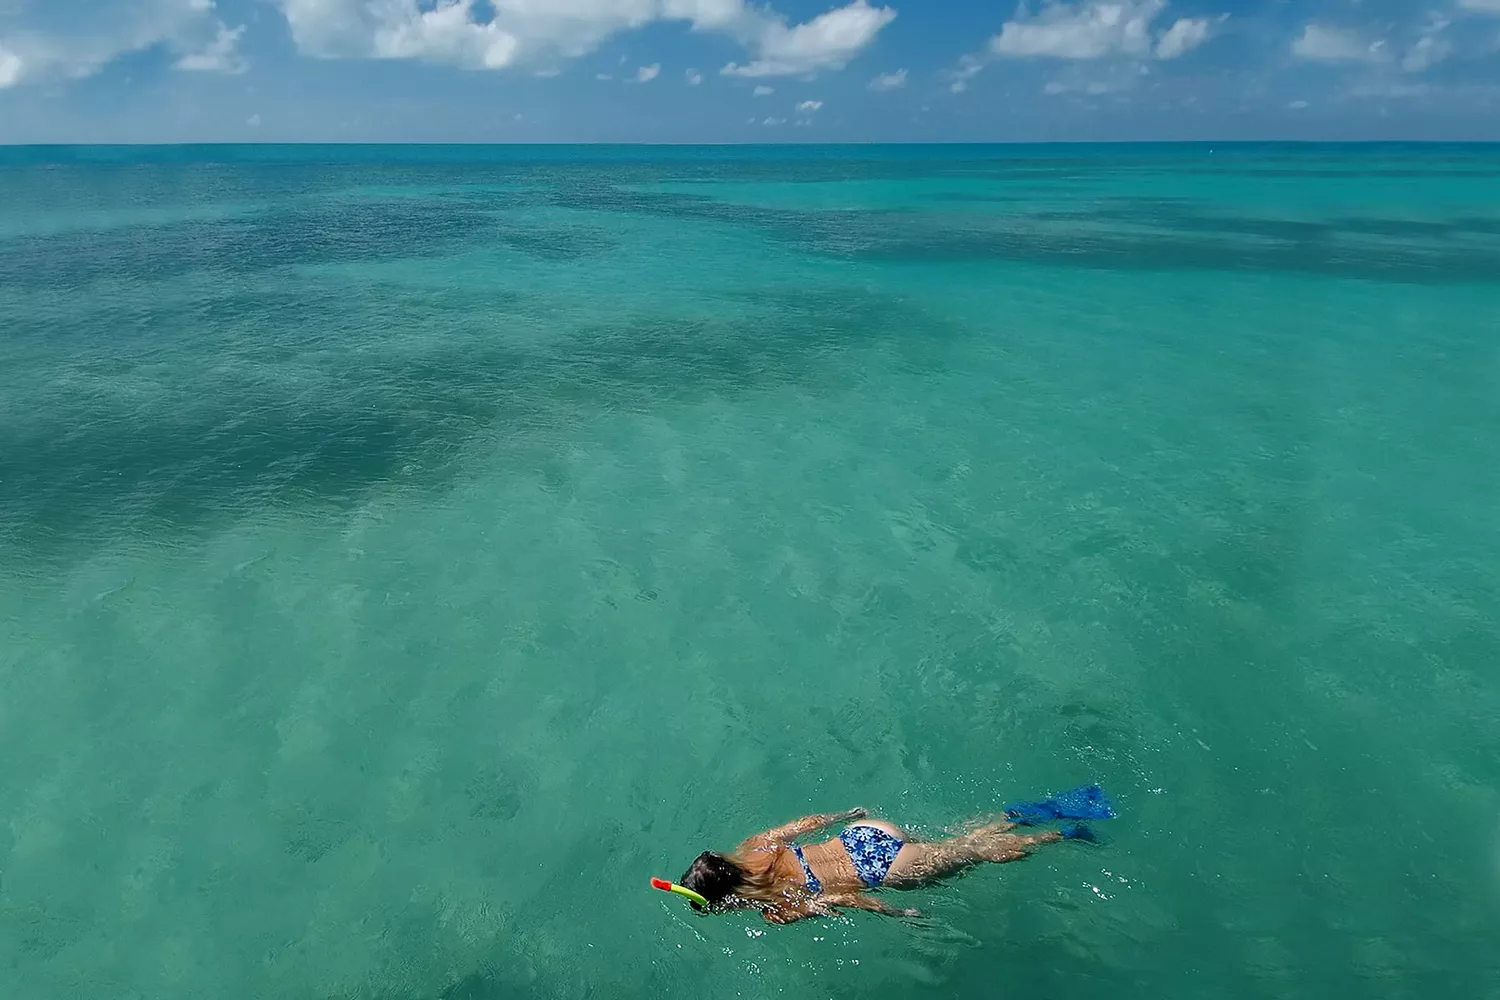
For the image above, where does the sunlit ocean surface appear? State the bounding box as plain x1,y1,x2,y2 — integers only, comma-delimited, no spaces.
2,143,1498,999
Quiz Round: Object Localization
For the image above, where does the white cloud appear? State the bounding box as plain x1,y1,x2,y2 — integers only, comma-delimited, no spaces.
1154,16,1215,60
992,0,1161,60
534,66,561,76
662,0,747,32
1402,34,1451,73
868,67,906,90
762,115,785,124
1401,17,1452,73
246,112,262,127
0,0,244,86
797,98,822,111
753,83,773,95
988,1,1222,62
1043,77,1125,95
947,52,983,92
282,0,504,62
1288,100,1309,110
175,22,245,73
367,0,518,68
722,0,896,77
596,71,612,79
634,62,660,81
0,45,21,88
1346,80,1434,99
277,0,893,77
1041,60,1148,95
1458,0,1500,11
955,2,1213,95
685,67,702,84
1291,24,1388,63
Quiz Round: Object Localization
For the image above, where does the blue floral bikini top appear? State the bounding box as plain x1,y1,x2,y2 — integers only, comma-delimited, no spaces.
791,844,823,893
786,845,822,893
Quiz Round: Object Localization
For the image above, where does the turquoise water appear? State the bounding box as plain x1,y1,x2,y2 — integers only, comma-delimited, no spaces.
2,143,1499,998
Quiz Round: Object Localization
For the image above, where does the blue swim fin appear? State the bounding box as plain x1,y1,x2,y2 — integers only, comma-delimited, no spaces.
1004,784,1117,825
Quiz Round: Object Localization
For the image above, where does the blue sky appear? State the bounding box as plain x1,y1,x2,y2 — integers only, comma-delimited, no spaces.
1,0,1498,142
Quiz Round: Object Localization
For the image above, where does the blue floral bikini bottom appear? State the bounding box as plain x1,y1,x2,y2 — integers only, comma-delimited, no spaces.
792,824,906,893
838,824,905,886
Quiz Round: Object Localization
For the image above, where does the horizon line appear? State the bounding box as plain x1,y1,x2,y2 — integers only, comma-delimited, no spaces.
4,138,1500,148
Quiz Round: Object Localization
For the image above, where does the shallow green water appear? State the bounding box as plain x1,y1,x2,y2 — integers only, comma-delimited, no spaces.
2,144,1498,999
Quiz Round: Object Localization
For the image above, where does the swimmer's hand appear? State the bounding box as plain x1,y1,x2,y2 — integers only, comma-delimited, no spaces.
762,907,801,925
839,807,869,822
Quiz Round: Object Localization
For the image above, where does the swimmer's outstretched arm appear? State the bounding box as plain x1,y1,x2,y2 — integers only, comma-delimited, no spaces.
763,892,919,924
819,892,920,919
745,808,868,847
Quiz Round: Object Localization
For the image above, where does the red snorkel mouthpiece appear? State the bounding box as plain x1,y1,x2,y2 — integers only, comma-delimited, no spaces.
651,877,710,907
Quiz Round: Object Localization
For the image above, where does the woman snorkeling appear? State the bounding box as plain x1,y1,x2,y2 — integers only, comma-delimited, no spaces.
657,785,1115,924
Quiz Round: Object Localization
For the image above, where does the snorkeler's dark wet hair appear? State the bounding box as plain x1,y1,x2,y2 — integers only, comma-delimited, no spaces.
679,851,742,910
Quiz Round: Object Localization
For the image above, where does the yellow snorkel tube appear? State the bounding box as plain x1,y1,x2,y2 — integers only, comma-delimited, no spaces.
651,877,709,909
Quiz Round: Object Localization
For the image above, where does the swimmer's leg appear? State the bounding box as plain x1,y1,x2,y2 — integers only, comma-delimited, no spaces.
883,824,1065,887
